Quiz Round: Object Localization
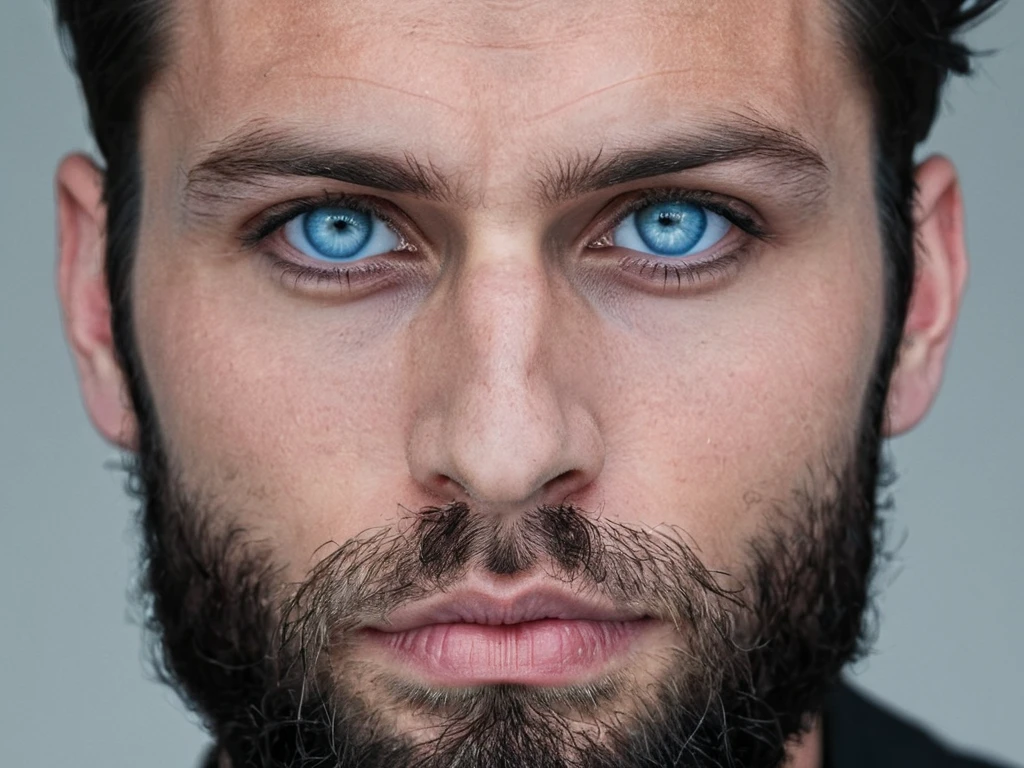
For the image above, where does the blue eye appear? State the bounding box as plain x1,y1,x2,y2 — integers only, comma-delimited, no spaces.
612,201,731,257
283,206,400,262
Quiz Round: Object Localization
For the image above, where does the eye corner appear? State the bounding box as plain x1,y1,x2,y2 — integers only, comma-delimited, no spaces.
585,232,615,251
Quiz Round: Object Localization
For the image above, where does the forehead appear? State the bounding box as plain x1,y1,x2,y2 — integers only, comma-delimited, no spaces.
154,0,856,192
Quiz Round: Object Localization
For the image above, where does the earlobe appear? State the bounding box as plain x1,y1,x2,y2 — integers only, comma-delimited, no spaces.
56,153,138,450
884,155,969,437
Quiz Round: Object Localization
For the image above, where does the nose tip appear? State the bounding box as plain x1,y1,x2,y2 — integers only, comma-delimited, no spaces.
409,404,603,512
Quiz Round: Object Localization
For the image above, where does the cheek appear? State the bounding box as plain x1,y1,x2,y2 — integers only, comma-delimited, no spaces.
133,247,420,576
596,236,883,568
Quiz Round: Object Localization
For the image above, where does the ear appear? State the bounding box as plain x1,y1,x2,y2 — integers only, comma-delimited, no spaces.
884,155,969,436
56,153,137,450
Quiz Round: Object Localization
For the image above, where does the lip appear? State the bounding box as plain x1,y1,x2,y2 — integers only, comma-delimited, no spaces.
365,584,648,632
359,583,655,686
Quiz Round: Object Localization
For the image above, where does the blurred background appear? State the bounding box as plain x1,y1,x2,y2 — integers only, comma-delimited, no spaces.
1,2,1021,766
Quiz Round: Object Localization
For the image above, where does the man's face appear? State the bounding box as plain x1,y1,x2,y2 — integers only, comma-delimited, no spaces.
139,0,880,577
100,0,893,764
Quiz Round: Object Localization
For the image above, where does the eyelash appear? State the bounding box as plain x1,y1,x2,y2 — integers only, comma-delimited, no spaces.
587,188,767,290
239,189,768,293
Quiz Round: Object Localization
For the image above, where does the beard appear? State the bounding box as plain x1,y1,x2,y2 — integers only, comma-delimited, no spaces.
126,432,887,768
122,355,890,768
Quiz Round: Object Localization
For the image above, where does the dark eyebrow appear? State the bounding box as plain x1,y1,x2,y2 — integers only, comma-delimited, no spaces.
183,125,464,218
183,114,830,222
537,115,830,208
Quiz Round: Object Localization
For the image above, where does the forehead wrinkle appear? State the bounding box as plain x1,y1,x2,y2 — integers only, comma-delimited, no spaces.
526,68,709,123
255,72,465,116
168,0,467,125
392,0,623,48
382,7,618,53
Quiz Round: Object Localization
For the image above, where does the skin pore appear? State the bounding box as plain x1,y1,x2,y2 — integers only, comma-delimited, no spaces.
56,0,968,765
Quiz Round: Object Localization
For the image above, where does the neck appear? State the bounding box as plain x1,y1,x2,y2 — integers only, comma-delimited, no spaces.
785,717,825,768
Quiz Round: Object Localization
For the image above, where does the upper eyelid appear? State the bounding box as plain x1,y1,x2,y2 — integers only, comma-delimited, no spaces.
239,193,410,250
593,189,766,241
239,186,767,253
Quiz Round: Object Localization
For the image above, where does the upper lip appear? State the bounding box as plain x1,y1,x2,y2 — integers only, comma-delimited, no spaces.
365,583,648,633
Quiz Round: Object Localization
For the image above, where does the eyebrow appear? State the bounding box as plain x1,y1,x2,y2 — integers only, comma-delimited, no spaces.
182,114,830,221
537,115,830,207
183,126,465,218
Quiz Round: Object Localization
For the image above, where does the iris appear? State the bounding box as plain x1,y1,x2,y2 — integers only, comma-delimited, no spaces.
302,207,374,260
634,202,707,256
611,200,731,258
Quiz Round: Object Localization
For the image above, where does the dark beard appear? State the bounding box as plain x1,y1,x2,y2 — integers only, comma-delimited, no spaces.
126,407,887,768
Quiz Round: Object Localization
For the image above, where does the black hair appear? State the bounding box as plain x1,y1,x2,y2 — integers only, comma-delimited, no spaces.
54,0,171,418
53,0,1000,435
834,0,1002,409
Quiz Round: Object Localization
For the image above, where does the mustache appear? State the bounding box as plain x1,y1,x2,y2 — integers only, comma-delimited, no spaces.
282,501,743,660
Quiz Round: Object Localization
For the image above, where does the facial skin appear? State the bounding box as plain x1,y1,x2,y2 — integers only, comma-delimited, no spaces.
56,0,968,766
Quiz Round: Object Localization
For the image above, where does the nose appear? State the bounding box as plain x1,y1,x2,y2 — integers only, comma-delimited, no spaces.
406,248,604,514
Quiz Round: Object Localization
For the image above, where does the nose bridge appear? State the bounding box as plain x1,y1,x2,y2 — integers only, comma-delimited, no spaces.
460,252,550,396
408,240,602,509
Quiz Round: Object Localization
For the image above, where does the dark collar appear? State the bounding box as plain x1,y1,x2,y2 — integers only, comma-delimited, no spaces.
824,682,1009,768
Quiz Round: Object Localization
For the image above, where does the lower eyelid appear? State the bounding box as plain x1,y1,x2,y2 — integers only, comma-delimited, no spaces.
268,254,382,293
609,232,758,292
258,246,428,297
618,250,744,288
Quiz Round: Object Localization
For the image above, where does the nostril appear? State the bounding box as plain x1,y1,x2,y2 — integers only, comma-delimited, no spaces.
543,468,592,503
407,403,605,509
430,472,470,500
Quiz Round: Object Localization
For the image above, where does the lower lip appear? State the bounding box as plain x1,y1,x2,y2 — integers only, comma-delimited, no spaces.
363,619,650,686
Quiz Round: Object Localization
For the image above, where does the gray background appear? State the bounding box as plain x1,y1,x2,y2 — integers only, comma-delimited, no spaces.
1,1,1021,766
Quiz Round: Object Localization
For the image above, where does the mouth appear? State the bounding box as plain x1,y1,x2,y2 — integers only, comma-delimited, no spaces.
360,583,658,686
